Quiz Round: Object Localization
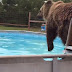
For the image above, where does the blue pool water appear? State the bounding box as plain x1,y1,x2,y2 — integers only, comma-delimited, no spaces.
0,31,65,56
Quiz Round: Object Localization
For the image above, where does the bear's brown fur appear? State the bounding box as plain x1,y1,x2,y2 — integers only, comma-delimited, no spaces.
37,0,72,51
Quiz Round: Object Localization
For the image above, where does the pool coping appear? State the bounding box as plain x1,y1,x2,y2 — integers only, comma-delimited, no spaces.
0,54,71,64
0,30,46,35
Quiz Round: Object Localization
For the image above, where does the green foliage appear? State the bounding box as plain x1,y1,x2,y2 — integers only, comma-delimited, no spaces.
0,0,45,25
62,0,72,3
54,0,72,2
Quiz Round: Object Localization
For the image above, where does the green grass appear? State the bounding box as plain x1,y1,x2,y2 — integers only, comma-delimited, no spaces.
0,25,41,32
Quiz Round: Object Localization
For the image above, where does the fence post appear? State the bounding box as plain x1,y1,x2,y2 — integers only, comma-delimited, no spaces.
28,12,31,31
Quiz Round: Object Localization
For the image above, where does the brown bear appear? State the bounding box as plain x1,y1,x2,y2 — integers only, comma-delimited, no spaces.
37,0,72,51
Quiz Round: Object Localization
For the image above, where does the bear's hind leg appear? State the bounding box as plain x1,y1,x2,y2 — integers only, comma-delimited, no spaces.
58,20,69,45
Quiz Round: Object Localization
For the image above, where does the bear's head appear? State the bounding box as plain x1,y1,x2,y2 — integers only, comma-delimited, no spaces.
37,0,53,21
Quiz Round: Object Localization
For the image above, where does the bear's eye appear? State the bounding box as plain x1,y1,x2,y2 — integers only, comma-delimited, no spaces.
39,11,41,12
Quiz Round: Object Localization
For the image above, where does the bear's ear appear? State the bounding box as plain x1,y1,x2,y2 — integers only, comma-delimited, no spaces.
45,0,52,5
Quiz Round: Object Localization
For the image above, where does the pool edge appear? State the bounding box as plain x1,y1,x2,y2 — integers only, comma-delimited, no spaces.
0,30,46,35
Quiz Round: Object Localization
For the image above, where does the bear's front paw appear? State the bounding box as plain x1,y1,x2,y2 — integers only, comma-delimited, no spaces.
48,43,54,51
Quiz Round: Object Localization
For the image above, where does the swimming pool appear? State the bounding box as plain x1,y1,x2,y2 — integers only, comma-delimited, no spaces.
0,31,64,56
